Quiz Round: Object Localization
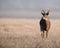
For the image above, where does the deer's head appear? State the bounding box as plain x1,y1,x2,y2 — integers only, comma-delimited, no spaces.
41,10,50,16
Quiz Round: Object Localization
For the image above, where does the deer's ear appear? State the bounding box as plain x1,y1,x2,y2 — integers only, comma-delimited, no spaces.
41,10,45,15
46,10,50,15
41,12,45,15
46,12,49,15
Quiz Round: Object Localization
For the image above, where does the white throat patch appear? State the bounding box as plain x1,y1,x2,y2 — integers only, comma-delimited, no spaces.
43,17,48,21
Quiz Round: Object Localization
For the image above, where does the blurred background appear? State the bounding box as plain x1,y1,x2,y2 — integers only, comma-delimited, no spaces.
0,0,60,19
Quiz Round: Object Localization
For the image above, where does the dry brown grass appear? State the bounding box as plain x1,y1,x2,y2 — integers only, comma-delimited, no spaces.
0,18,60,48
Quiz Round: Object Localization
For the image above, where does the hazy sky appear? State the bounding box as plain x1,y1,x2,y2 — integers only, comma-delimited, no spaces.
0,0,60,19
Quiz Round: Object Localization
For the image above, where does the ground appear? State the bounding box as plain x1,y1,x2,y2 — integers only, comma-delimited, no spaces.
0,18,60,48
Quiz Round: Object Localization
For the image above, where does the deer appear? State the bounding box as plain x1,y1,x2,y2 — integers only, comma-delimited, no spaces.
39,9,51,38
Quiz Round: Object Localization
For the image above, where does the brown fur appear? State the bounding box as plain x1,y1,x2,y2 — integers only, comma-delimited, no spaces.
45,16,51,31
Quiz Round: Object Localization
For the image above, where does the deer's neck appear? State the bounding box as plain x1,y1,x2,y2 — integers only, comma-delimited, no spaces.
43,16,49,21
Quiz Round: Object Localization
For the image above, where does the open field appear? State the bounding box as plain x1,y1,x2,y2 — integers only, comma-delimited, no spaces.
0,18,60,48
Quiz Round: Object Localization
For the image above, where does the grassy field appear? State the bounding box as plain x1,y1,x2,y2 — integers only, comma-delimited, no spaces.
0,18,60,48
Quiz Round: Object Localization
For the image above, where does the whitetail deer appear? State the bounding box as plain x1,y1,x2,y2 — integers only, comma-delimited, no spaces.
39,10,51,38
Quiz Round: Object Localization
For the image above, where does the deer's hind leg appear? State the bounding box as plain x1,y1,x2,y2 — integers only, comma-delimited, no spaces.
41,31,45,38
46,31,48,38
